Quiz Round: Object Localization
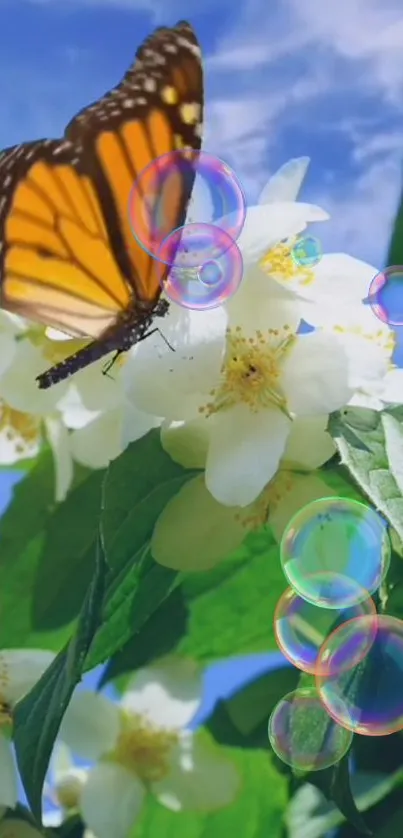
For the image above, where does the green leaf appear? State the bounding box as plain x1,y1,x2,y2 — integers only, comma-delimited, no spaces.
386,182,403,266
0,449,56,648
309,754,372,836
327,407,403,542
32,469,105,629
86,551,178,670
100,587,188,686
207,665,300,749
13,532,107,822
134,748,288,838
179,539,286,661
101,430,200,572
287,769,403,838
83,431,198,669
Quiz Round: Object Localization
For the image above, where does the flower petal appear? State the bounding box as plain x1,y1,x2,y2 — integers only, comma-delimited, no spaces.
382,368,403,404
80,763,145,838
59,691,121,760
122,658,202,730
0,734,18,808
160,418,209,469
338,329,392,394
69,410,123,469
205,404,291,506
44,417,74,503
304,253,378,308
152,730,240,812
258,158,310,204
237,202,329,265
226,264,302,333
283,416,336,469
0,649,54,705
152,474,251,571
283,332,351,415
123,330,224,421
269,471,343,543
57,385,102,430
121,400,162,449
74,359,127,412
0,333,17,380
0,341,68,414
50,741,75,784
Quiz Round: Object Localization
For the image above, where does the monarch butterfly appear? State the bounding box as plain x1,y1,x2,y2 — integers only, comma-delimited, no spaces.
0,20,204,389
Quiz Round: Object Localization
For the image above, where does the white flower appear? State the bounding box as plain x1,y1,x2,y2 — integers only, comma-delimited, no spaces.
257,157,311,204
0,325,159,497
124,294,352,507
0,650,55,809
152,415,337,570
42,742,90,829
59,659,240,838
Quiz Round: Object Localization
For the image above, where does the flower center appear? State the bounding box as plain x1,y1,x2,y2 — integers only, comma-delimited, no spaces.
259,237,314,287
200,326,295,416
0,401,41,457
55,770,87,811
112,711,178,784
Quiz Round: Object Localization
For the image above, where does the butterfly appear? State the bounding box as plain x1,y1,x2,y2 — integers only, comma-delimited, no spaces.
0,20,204,389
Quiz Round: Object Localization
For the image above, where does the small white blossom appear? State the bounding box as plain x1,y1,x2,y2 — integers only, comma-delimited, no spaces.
60,659,240,838
0,650,55,809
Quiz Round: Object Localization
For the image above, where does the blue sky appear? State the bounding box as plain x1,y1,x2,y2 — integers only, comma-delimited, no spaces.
1,0,403,273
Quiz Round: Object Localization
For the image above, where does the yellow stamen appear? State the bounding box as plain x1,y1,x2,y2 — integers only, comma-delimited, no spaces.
0,401,40,455
200,326,296,417
260,237,315,287
111,711,178,783
55,772,87,810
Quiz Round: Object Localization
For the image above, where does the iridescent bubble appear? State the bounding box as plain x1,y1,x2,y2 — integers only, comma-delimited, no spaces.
199,260,221,287
291,236,322,268
274,580,376,675
128,150,246,265
162,224,243,310
316,615,403,736
280,497,390,608
268,687,353,770
364,266,403,327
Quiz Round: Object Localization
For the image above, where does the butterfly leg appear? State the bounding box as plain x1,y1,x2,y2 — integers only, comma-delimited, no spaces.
101,328,175,379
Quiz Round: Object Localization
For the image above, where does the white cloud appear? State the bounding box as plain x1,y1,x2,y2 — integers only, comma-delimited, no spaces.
202,0,403,264
309,156,402,267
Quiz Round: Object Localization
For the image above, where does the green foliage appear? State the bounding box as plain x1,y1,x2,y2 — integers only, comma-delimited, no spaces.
327,406,403,541
179,538,286,661
13,533,107,822
3,409,403,838
207,665,300,748
134,748,288,838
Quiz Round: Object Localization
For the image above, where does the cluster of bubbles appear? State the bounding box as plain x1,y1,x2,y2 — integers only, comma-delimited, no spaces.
364,265,403,326
128,150,246,310
128,150,324,310
267,496,403,773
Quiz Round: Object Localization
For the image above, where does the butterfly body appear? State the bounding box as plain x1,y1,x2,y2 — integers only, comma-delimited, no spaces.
0,21,204,388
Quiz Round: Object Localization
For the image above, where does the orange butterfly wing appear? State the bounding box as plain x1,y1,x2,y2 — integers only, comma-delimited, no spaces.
0,21,203,341
0,140,132,338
